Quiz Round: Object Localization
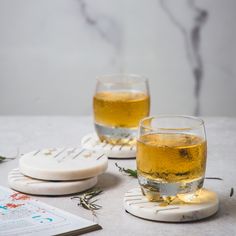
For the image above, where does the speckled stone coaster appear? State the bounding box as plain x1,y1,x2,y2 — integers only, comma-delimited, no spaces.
124,187,219,222
8,168,97,196
81,133,136,159
19,148,108,181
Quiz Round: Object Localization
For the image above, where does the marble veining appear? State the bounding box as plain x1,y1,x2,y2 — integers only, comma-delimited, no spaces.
78,0,123,69
0,1,235,116
160,0,208,115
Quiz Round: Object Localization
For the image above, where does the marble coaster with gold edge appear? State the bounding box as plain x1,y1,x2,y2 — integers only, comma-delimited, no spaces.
19,147,108,181
8,168,97,196
124,187,219,222
81,133,136,159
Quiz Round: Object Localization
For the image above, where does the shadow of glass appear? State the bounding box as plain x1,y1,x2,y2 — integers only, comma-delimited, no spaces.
96,172,123,190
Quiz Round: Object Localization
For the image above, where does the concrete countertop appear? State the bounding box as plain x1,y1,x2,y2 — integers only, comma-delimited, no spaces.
0,116,235,236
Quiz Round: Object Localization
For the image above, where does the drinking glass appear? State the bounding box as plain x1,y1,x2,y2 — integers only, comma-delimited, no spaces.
136,115,207,201
93,74,150,145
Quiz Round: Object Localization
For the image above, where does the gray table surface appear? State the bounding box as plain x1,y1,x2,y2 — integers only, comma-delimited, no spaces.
0,116,235,236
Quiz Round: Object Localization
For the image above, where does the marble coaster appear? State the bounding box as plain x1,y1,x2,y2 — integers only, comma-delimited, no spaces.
19,148,108,181
81,133,136,159
124,187,219,222
8,168,97,196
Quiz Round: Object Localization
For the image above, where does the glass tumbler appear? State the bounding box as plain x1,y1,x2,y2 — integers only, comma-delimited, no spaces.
136,115,207,201
93,74,150,145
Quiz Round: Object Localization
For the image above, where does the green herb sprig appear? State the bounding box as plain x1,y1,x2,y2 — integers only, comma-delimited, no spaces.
115,163,137,178
0,155,16,163
71,189,102,216
0,149,19,163
115,163,225,182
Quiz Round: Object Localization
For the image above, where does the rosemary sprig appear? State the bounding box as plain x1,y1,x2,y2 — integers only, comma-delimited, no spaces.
115,164,224,182
115,163,137,178
71,188,103,216
0,155,16,163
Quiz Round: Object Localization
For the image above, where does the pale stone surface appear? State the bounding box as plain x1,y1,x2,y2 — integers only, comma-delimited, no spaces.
81,133,136,158
8,168,97,196
0,116,236,236
19,147,108,180
124,188,219,222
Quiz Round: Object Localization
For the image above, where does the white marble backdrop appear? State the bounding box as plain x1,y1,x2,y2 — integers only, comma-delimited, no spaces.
0,0,235,116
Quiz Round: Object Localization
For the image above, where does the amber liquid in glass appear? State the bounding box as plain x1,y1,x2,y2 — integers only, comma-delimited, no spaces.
93,90,150,128
137,133,207,183
93,90,150,145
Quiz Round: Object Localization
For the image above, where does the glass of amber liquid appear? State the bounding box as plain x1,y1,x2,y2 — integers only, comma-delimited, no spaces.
137,115,207,201
93,74,150,145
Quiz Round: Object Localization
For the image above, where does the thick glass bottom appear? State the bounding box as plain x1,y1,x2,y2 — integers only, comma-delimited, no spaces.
138,173,204,202
95,122,137,145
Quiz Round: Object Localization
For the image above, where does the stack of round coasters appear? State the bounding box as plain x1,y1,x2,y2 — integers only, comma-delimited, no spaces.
124,188,219,222
8,148,108,196
81,133,136,159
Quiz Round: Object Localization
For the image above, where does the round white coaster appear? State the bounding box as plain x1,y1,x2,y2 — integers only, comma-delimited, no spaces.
8,168,97,196
81,133,136,159
124,188,219,222
19,148,108,181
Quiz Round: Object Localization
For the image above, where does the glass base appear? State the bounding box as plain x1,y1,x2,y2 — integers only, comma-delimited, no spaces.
138,174,204,202
95,122,137,145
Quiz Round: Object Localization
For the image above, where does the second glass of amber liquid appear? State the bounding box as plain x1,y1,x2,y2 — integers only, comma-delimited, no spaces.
137,115,207,201
93,74,150,145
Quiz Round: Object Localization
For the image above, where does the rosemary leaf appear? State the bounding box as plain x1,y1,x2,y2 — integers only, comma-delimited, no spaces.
230,188,234,197
71,188,103,216
205,177,223,181
115,163,137,178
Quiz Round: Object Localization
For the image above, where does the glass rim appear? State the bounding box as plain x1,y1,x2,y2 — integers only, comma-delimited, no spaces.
95,73,148,84
139,115,205,131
